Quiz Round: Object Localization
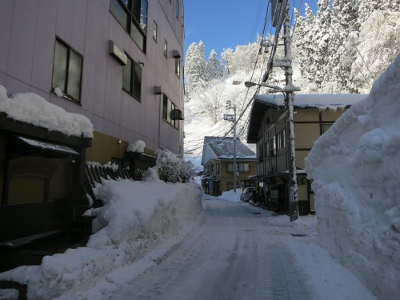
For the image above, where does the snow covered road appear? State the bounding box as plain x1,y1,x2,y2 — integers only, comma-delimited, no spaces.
112,198,314,300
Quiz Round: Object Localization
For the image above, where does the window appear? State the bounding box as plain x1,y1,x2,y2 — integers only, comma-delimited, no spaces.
281,130,286,149
123,54,142,100
276,133,281,150
258,144,263,162
228,164,250,172
176,0,179,19
164,39,168,57
162,94,180,129
175,57,180,77
110,0,148,52
153,21,157,42
216,163,220,174
270,136,276,156
276,130,286,151
52,38,83,102
264,141,269,157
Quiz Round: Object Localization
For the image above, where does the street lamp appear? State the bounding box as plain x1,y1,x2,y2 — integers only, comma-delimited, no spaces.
244,81,300,93
224,101,237,193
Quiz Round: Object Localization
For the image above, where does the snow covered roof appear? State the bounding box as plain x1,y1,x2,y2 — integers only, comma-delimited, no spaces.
0,85,94,138
255,93,367,110
201,136,256,165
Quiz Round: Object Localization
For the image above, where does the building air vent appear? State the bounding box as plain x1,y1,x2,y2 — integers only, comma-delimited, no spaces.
171,109,184,120
108,40,127,66
172,50,181,58
154,86,162,95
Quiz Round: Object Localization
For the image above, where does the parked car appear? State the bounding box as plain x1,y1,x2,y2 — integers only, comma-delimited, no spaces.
240,187,254,202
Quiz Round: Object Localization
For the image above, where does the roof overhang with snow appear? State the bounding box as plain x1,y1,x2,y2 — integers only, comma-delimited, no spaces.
0,112,92,148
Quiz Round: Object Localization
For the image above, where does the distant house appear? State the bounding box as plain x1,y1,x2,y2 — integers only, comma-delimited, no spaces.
247,93,367,215
201,136,257,196
0,0,184,255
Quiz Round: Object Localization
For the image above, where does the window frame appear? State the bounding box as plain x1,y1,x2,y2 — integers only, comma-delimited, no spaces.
175,57,180,77
164,39,168,57
176,0,179,19
52,38,83,104
153,21,157,42
227,163,250,173
270,136,276,156
109,0,148,53
123,53,142,101
264,141,269,157
162,93,180,129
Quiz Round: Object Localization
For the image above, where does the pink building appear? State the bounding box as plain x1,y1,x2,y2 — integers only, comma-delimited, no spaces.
0,0,185,259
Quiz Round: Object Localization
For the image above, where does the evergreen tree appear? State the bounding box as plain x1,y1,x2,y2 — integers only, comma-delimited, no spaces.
294,0,399,93
184,41,207,101
205,49,223,81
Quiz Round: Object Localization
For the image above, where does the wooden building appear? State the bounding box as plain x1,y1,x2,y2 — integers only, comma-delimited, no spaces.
247,93,366,215
201,136,257,196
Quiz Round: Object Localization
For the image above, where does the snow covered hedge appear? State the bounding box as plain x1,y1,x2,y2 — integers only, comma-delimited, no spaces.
152,149,197,183
305,54,400,299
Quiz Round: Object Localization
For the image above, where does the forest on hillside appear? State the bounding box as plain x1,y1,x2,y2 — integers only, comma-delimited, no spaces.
184,0,399,138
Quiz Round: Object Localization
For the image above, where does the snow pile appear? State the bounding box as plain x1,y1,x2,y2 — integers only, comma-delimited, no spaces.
0,85,93,138
305,54,400,299
0,177,203,299
210,189,242,203
127,140,146,153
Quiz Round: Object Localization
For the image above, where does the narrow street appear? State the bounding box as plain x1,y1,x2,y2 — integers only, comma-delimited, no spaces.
112,198,315,300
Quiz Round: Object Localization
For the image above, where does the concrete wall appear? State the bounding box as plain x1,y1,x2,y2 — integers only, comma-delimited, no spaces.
0,0,184,155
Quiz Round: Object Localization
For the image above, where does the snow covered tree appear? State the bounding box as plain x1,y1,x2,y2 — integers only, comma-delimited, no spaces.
197,80,227,125
294,0,399,93
349,9,400,92
152,149,197,183
185,41,207,101
221,41,260,75
205,49,223,81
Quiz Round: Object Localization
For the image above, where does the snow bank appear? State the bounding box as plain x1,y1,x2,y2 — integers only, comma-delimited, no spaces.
216,190,242,203
0,179,203,300
0,85,93,138
305,54,400,299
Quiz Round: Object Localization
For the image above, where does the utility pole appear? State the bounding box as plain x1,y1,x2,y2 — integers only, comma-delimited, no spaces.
254,0,299,220
282,3,299,221
233,104,237,193
224,101,237,193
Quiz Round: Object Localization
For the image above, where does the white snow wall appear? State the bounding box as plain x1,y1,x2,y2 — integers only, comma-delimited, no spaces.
305,54,400,299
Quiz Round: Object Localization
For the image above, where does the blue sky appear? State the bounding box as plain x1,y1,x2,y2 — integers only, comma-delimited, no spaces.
184,0,318,59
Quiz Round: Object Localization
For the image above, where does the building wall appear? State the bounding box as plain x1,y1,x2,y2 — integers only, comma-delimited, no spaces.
203,159,257,193
254,106,349,214
0,0,184,156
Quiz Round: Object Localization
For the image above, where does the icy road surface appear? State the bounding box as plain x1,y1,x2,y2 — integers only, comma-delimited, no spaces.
112,198,314,300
